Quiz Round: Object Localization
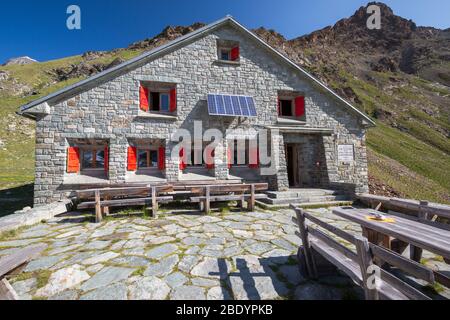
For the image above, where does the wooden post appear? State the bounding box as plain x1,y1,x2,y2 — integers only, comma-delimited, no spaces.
410,200,428,262
102,196,110,216
0,279,18,300
151,186,158,218
295,208,317,279
239,195,245,209
95,190,102,223
204,186,210,214
355,235,379,300
248,184,256,211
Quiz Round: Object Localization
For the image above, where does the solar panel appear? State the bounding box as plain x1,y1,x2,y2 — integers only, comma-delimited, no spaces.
207,94,257,117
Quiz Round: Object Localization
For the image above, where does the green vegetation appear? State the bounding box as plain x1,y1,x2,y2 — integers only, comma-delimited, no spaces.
367,122,450,193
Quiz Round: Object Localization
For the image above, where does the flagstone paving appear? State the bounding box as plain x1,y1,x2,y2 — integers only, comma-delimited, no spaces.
1,208,449,300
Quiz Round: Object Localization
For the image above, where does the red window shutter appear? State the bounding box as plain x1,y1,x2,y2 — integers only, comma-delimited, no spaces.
127,146,137,171
295,96,305,117
205,148,215,169
249,147,260,169
139,85,149,112
227,146,232,169
230,46,240,61
169,88,177,112
104,146,109,173
67,147,80,173
179,147,186,171
158,147,166,170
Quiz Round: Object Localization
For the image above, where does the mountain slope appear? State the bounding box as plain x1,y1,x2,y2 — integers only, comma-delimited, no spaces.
0,1,448,208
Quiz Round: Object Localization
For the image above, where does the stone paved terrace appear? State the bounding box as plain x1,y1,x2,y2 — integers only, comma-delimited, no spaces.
0,207,448,300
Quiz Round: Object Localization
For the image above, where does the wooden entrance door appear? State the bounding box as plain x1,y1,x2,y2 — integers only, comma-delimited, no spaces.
286,144,299,187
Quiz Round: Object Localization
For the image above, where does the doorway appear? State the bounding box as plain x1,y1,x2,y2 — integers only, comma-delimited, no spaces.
286,144,299,187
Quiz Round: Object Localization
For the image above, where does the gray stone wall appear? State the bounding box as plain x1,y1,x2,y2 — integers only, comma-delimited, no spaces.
33,25,369,206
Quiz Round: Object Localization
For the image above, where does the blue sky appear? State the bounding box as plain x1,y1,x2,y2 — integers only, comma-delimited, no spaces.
1,0,449,63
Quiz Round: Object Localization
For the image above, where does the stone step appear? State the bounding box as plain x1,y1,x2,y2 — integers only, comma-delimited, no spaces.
265,189,344,199
256,200,354,210
259,194,350,205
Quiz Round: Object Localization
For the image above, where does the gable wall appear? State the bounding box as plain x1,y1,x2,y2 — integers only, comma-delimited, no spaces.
33,24,368,205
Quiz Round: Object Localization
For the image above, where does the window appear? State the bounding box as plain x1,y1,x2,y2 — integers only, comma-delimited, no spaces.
139,83,177,113
280,99,293,117
190,144,205,167
150,92,170,112
220,49,231,61
160,93,170,112
217,40,240,62
232,140,249,165
137,149,158,168
81,149,105,169
278,94,306,119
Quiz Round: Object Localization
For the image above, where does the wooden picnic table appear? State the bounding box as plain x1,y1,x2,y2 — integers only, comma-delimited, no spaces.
332,207,450,263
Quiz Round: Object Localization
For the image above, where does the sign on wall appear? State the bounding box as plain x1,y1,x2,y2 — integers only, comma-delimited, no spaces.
338,144,354,163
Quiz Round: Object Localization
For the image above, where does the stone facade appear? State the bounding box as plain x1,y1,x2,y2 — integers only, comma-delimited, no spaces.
31,23,370,206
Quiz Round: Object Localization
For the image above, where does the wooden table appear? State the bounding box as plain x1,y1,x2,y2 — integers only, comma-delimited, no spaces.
332,207,450,263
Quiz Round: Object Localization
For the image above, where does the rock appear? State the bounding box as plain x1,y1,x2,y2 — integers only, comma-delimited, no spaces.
271,239,297,251
82,252,120,265
144,235,176,245
144,255,179,277
80,266,134,291
207,286,232,300
111,255,149,267
278,265,305,285
80,282,128,300
24,255,64,272
0,70,9,81
191,257,232,279
36,265,90,297
191,277,220,288
245,242,275,255
128,276,171,300
178,255,201,273
294,283,343,300
3,56,37,66
0,239,40,247
84,240,111,250
86,264,104,274
146,243,178,259
229,275,288,300
182,236,206,246
91,228,115,238
170,285,206,300
165,272,188,288
48,290,79,300
11,278,37,296
19,228,52,239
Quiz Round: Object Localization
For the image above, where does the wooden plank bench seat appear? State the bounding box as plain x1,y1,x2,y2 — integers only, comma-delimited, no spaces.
0,244,47,300
291,205,435,300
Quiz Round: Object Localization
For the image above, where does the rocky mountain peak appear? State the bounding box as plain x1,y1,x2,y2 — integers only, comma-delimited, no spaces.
3,56,37,66
128,23,206,50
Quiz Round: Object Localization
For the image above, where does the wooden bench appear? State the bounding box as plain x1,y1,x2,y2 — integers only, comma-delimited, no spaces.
0,244,47,300
76,185,174,222
290,205,436,300
190,183,268,214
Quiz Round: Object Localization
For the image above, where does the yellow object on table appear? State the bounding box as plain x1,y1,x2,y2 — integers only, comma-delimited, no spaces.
365,216,396,223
